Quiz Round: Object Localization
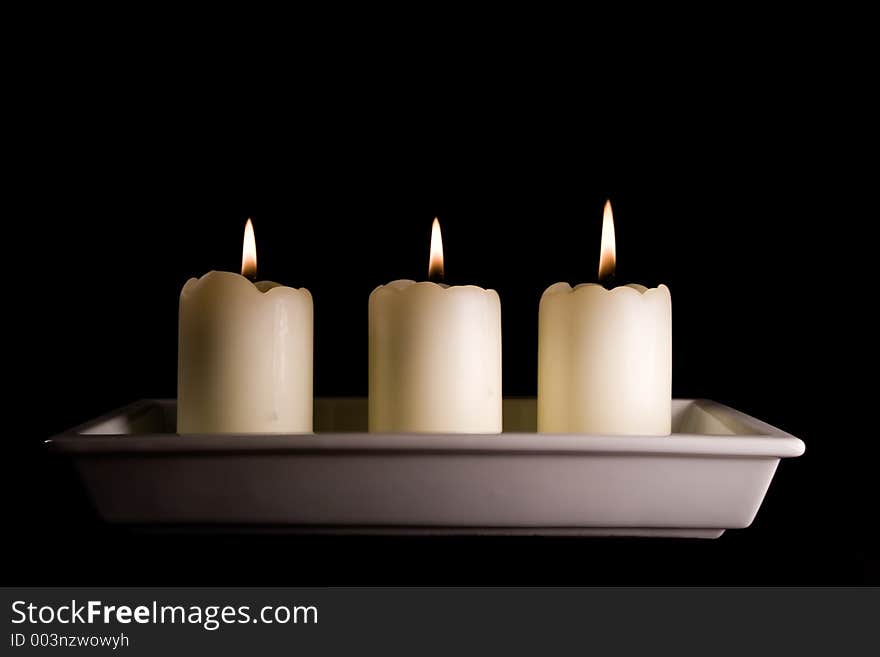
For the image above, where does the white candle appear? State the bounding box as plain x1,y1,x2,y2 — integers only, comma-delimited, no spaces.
369,218,502,433
177,219,313,434
538,201,671,435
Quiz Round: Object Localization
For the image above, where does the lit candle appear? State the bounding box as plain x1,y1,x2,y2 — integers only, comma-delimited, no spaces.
369,218,502,433
177,219,313,434
538,201,671,435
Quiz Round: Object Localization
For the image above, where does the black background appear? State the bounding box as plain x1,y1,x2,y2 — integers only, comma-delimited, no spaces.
5,20,875,585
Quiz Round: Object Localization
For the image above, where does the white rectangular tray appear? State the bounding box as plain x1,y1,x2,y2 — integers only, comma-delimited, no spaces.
45,398,804,538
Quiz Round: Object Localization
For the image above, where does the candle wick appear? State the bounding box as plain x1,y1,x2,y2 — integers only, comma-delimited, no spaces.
429,270,444,284
599,273,615,289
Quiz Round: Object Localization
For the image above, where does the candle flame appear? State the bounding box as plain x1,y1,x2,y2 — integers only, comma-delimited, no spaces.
428,217,444,282
598,200,616,284
242,218,257,280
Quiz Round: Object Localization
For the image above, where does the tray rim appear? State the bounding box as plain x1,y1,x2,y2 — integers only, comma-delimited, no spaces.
45,398,805,459
123,525,727,538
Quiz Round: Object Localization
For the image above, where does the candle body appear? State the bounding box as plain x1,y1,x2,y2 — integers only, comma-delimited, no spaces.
369,279,502,433
178,271,313,434
538,283,671,435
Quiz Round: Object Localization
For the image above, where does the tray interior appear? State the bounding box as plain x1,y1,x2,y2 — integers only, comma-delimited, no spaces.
80,398,763,436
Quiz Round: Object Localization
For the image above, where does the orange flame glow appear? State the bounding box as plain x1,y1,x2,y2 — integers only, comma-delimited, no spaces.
428,217,444,282
242,218,257,280
598,200,616,284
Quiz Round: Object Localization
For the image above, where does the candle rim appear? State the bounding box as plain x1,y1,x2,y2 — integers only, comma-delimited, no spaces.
370,278,499,297
540,281,669,300
181,270,311,299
